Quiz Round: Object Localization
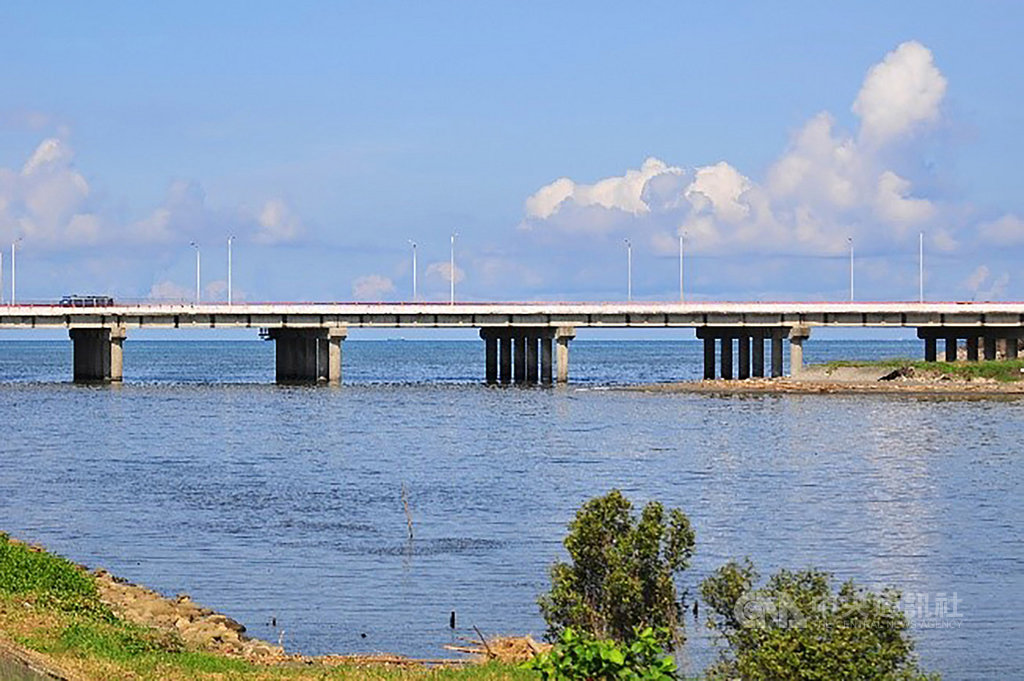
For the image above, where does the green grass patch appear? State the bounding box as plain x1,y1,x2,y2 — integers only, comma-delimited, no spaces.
819,358,1024,382
0,532,107,617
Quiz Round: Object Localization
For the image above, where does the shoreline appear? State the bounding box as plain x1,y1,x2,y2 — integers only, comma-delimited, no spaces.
623,364,1024,397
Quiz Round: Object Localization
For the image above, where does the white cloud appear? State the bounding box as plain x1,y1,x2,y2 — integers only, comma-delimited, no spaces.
0,137,103,247
521,42,949,258
523,157,683,224
853,41,947,146
147,280,192,302
352,274,395,300
978,214,1024,246
963,265,1009,300
426,261,465,285
255,198,302,244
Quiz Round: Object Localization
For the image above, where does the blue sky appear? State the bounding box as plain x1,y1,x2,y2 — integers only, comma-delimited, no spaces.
2,1,1023,306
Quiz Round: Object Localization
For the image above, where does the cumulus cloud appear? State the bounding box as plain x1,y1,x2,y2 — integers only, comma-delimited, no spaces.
426,261,465,285
520,41,952,258
978,214,1024,245
147,280,192,302
352,274,395,300
0,137,104,246
852,41,947,146
254,198,302,244
0,135,306,251
963,265,1009,300
523,157,683,226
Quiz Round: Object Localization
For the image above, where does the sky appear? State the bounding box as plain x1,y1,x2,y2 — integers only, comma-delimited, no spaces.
2,1,1024,309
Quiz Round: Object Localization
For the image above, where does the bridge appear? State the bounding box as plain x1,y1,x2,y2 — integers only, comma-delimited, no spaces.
2,301,1024,384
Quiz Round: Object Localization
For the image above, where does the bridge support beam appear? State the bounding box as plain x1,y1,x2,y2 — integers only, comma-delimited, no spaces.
771,330,785,377
556,326,575,384
70,326,126,383
924,337,937,362
788,326,811,377
720,336,733,379
737,335,750,380
266,327,346,384
751,331,765,378
482,327,564,386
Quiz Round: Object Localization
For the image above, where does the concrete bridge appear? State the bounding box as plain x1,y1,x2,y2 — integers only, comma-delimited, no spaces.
3,301,1024,384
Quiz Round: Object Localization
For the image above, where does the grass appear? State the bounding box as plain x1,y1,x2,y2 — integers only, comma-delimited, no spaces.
0,533,535,680
819,358,1024,382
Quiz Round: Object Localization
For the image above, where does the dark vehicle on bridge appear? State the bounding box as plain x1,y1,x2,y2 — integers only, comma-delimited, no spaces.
59,295,115,307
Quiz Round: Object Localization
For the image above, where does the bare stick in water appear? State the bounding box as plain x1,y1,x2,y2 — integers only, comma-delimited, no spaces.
401,483,414,540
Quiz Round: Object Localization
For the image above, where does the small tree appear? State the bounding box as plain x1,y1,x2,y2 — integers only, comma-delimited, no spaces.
538,490,696,647
700,560,940,680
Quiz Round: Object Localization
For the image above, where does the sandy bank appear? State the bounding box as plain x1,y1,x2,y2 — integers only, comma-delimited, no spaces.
627,365,1024,397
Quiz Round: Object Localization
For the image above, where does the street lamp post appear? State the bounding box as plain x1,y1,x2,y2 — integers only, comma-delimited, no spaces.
0,251,4,305
624,239,632,302
918,232,924,303
11,238,22,305
409,240,417,301
190,241,201,304
227,236,235,305
678,234,685,302
848,237,854,302
449,233,457,305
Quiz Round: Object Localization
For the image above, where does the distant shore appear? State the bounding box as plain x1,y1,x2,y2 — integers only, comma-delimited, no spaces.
626,361,1024,397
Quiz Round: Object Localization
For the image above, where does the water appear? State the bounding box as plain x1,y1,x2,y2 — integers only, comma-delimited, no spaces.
0,340,1021,679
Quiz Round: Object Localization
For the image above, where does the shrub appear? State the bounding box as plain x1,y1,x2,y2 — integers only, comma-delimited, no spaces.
700,560,940,680
538,490,695,647
525,626,677,681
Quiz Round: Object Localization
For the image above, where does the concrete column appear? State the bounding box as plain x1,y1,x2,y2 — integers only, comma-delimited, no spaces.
703,336,715,380
1007,338,1019,360
788,326,811,377
70,328,123,383
984,336,997,361
540,335,553,385
924,337,937,362
514,334,527,384
720,336,733,379
555,326,575,384
771,330,784,378
526,334,539,384
966,336,979,361
751,331,764,378
323,327,345,385
737,335,750,380
481,329,498,385
499,334,512,384
945,336,957,362
109,326,126,382
269,329,335,383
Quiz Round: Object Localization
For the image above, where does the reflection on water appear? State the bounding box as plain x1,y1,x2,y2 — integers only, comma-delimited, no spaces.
0,341,1021,680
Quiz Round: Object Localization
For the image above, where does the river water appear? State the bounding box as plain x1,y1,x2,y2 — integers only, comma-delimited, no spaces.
0,340,1021,679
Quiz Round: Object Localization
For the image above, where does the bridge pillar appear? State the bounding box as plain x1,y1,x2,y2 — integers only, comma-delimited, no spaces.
480,329,499,385
737,334,750,380
540,334,553,385
1007,338,1019,359
720,336,733,379
788,326,810,377
945,336,957,362
771,330,785,377
499,334,512,384
556,326,575,384
924,337,937,362
703,337,715,379
984,336,997,361
514,334,527,383
70,326,126,383
526,334,539,384
267,327,345,384
966,336,979,361
751,331,764,377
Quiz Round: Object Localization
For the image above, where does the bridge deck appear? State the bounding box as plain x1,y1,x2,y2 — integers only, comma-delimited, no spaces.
3,301,1024,329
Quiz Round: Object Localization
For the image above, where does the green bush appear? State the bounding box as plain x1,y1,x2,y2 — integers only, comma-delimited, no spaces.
0,532,102,615
538,490,695,647
525,626,677,681
700,560,939,681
